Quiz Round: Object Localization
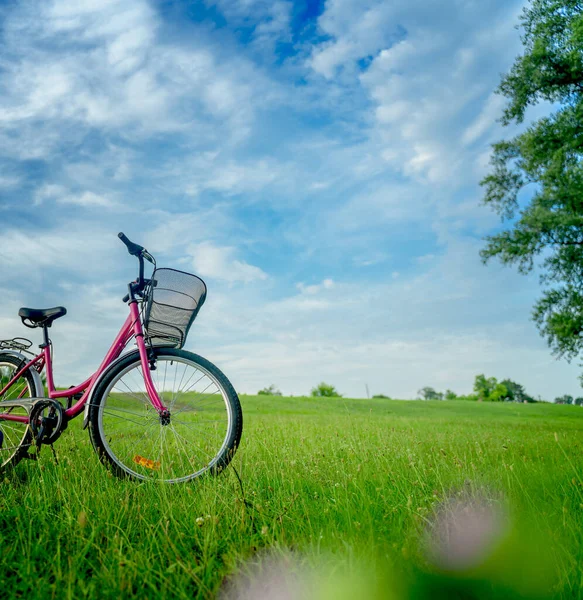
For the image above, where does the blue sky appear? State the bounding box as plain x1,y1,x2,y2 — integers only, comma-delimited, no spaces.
0,0,580,400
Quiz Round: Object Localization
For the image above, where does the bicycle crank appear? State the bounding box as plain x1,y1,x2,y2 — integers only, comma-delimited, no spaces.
29,399,67,448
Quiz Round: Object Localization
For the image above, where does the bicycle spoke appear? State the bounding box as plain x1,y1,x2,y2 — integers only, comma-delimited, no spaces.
176,367,203,398
172,417,223,426
169,373,207,410
114,378,150,406
171,362,179,402
169,423,214,463
133,418,159,446
171,398,223,415
174,362,189,401
1,380,27,401
167,425,192,474
162,360,168,394
186,392,223,408
171,415,219,440
181,378,215,401
105,405,156,418
102,411,153,427
171,396,224,416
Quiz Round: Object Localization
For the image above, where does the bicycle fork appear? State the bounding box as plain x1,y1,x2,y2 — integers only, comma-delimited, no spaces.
130,302,169,423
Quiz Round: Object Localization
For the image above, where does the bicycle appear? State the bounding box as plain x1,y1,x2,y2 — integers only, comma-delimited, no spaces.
0,233,243,483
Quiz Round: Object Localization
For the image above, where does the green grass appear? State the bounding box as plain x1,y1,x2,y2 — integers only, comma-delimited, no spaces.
0,396,582,599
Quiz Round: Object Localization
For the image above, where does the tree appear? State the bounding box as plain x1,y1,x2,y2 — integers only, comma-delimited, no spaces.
480,1,583,367
499,378,536,403
311,382,342,398
417,387,444,401
554,394,574,404
445,389,458,401
257,385,282,396
372,394,391,399
575,397,583,405
473,375,508,402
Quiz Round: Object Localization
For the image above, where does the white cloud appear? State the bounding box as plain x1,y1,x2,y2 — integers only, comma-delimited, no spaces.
329,182,431,231
0,226,118,277
188,241,268,284
308,0,525,187
142,209,232,255
33,184,68,206
296,278,335,295
462,93,506,147
209,329,574,399
33,185,115,208
353,252,388,267
0,0,269,157
194,281,575,400
189,235,582,400
58,191,115,208
207,0,292,51
308,0,399,79
0,176,20,189
188,158,284,197
359,35,481,184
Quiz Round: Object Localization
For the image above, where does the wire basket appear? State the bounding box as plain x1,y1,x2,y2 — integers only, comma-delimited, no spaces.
143,268,207,348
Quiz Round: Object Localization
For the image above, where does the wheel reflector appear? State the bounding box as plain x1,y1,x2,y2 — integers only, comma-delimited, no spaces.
133,454,160,470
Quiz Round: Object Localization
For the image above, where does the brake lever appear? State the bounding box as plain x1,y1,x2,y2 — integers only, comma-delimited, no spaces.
142,250,155,264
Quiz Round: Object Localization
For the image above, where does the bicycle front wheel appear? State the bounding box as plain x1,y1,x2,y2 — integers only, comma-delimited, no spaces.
88,349,242,483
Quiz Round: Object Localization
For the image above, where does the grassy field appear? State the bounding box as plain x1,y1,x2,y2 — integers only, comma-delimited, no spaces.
0,396,582,599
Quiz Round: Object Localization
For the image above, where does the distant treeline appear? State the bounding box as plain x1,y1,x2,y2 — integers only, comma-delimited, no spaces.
416,375,583,405
257,375,583,404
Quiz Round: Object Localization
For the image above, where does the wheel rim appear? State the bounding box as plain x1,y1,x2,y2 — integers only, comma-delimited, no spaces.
97,355,233,482
0,361,33,467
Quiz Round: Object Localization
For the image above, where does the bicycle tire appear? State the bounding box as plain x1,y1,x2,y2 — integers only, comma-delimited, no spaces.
88,348,243,483
0,353,42,470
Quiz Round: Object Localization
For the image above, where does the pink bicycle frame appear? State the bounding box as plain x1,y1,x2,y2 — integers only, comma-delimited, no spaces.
0,302,165,424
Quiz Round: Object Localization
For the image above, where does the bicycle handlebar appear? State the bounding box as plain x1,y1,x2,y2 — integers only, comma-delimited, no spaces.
118,232,155,263
118,232,144,256
118,232,156,303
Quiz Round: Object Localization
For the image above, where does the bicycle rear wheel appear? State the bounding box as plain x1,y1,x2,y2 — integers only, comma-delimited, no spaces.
89,349,242,483
0,354,41,470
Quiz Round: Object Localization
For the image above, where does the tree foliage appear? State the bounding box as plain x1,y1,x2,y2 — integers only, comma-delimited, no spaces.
500,378,536,403
481,1,583,363
473,375,508,402
311,382,342,398
554,394,574,404
417,387,444,401
257,384,282,396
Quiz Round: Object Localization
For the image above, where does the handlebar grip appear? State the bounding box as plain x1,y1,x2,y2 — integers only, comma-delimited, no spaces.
118,232,144,256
